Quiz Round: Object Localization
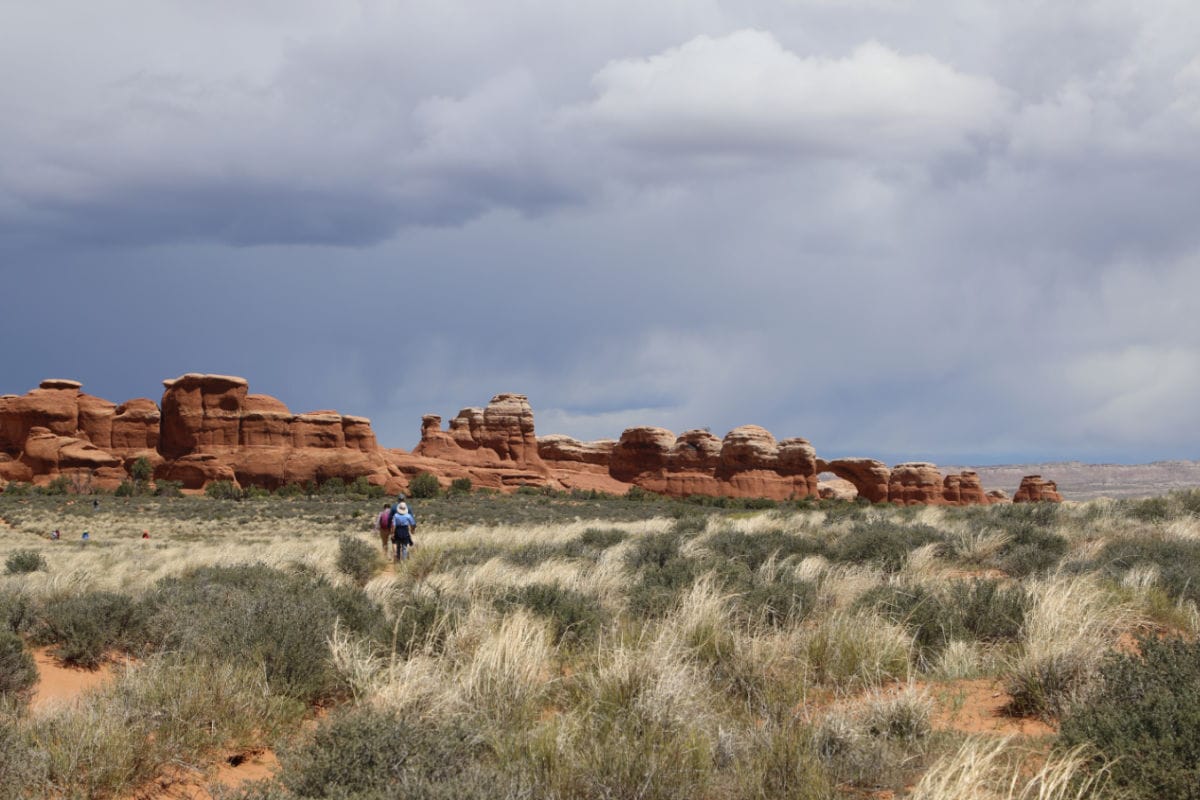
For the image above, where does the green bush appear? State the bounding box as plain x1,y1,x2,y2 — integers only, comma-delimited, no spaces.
0,631,37,700
493,583,605,646
40,476,71,495
36,591,147,668
1060,635,1200,799
319,477,347,496
140,565,387,702
270,707,499,799
275,483,303,498
408,471,440,499
0,590,36,635
349,475,385,498
390,591,462,658
336,536,379,586
0,716,47,800
1,482,31,496
114,480,137,497
706,529,827,572
625,531,700,617
153,479,183,497
205,480,243,500
5,549,47,575
449,477,473,494
1086,537,1200,605
859,580,1027,662
832,521,944,572
130,456,153,485
1127,495,1172,523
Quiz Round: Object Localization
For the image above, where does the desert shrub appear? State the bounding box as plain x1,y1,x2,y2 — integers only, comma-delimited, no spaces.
114,480,137,497
243,485,272,500
625,531,700,617
578,527,627,549
803,611,912,690
275,482,303,498
0,631,37,700
205,480,243,500
1059,635,1200,799
738,717,832,800
389,590,463,658
706,529,827,572
141,565,387,702
738,572,818,629
0,716,47,800
1087,537,1200,605
35,590,146,668
336,535,379,586
319,477,346,496
153,479,183,497
408,471,440,499
39,476,71,495
5,549,46,575
449,476,473,494
1126,495,1172,523
493,583,605,647
860,579,1028,661
1177,488,1200,517
815,689,933,789
269,706,499,799
832,520,944,572
1,481,31,496
625,484,652,501
349,475,385,498
0,590,35,635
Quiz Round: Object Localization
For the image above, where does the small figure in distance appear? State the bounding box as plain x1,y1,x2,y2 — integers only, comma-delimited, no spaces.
142,530,150,539
375,502,394,558
92,498,99,511
81,530,90,541
392,500,416,562
50,529,60,541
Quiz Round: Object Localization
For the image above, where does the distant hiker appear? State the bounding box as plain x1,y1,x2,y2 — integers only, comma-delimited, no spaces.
50,529,60,541
376,503,394,557
392,504,416,562
92,499,99,511
141,530,150,539
81,530,90,541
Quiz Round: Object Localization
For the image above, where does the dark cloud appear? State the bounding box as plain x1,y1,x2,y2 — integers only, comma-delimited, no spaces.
1,2,1198,462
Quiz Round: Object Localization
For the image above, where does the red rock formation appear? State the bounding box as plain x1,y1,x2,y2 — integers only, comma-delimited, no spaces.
0,377,1030,504
819,458,892,503
889,462,947,505
1013,475,1063,503
159,374,248,457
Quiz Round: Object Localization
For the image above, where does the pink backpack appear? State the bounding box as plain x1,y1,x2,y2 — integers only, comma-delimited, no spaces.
377,509,392,530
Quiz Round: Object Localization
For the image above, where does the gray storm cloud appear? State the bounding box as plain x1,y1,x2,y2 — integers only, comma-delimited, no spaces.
0,1,1197,461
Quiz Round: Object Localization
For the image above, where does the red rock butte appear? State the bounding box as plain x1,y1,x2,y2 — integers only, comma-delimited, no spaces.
0,375,1058,504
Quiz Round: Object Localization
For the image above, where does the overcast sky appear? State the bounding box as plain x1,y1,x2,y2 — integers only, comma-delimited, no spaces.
2,1,1198,464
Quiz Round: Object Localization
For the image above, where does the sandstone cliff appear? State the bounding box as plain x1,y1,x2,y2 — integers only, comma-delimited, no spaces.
0,376,1054,504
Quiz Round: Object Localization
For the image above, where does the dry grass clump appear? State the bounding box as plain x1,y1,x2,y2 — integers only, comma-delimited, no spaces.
1007,574,1140,718
813,684,935,789
801,609,913,690
909,737,1111,800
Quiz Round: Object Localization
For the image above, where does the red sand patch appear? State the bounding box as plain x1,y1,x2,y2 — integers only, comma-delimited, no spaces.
927,678,1055,737
127,748,280,800
30,647,117,712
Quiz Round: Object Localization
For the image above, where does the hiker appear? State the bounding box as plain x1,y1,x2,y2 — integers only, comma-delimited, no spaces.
50,529,60,541
392,501,416,562
375,502,394,557
92,499,99,511
81,530,90,541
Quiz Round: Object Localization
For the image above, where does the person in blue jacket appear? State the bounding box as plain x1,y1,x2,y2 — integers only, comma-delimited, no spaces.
391,501,416,562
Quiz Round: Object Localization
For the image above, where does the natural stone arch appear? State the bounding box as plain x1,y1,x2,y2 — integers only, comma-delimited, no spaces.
816,458,892,503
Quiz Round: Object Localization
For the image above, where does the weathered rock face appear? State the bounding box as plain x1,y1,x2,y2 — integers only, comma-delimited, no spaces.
0,377,1033,504
819,458,891,503
538,435,616,466
159,374,248,457
414,395,548,475
1013,475,1063,503
0,375,395,492
889,462,947,505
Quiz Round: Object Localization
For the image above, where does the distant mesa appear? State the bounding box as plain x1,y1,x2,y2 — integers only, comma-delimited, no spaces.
0,376,1060,505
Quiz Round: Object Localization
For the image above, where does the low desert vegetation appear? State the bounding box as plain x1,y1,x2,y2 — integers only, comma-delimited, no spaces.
0,487,1198,797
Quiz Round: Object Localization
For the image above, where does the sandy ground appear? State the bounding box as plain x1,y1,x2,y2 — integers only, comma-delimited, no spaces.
27,647,280,799
927,678,1055,737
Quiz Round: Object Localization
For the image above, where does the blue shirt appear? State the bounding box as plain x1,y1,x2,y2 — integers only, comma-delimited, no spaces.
392,512,415,529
